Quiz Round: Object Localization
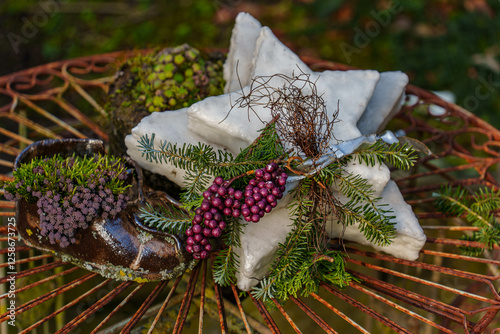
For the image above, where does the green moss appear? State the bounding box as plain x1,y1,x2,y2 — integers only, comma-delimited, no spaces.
105,44,225,156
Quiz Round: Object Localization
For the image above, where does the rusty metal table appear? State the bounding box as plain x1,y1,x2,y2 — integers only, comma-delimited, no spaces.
0,52,499,333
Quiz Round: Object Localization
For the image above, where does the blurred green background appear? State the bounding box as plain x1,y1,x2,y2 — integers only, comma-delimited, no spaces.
1,0,499,127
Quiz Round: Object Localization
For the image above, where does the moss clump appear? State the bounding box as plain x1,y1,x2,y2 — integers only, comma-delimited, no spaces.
106,44,225,156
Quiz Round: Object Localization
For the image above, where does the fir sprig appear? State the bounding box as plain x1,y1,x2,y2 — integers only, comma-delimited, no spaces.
351,140,418,170
213,246,240,286
433,185,500,255
316,161,396,246
251,178,352,304
138,203,192,234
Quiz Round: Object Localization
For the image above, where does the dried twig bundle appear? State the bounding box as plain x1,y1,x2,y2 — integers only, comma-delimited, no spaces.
231,70,338,160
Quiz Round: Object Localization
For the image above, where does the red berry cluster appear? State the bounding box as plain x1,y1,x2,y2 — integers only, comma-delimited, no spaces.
185,163,288,260
241,162,287,223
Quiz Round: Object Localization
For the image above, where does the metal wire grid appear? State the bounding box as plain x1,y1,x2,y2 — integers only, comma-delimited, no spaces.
0,52,498,333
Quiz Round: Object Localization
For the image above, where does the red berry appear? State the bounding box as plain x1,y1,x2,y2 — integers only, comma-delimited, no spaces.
255,169,264,178
214,176,224,185
253,193,262,201
207,220,218,229
245,197,255,206
212,227,222,237
212,197,222,208
192,224,202,234
266,163,277,172
217,186,227,196
224,198,233,207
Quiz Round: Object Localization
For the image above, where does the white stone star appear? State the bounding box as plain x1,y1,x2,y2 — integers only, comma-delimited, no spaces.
125,12,425,291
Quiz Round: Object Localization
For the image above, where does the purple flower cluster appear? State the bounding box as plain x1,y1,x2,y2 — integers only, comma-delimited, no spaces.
5,155,130,248
185,163,288,260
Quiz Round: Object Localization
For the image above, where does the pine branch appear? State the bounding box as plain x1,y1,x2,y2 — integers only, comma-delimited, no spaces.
433,185,500,256
321,164,396,246
138,203,191,234
352,140,418,170
336,200,395,246
213,247,240,286
433,186,493,228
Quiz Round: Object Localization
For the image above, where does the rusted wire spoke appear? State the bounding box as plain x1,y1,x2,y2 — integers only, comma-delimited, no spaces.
319,282,413,333
230,283,253,334
470,308,500,334
0,142,20,156
0,211,15,217
19,96,87,138
289,296,337,334
214,280,228,333
310,291,370,334
6,110,62,139
346,247,500,285
427,237,500,251
172,263,201,334
421,249,500,267
0,246,32,256
349,282,461,334
50,96,108,140
1,266,78,297
147,275,183,334
0,200,16,209
90,283,144,334
0,259,64,284
20,277,111,334
0,272,98,322
346,257,499,305
250,294,281,334
121,281,169,332
198,260,207,334
0,126,33,145
271,299,303,334
56,280,134,334
0,236,18,242
349,270,472,328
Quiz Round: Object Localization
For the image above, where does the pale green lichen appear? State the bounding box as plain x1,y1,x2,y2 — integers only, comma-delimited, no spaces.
137,230,154,244
121,43,224,113
106,43,225,156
